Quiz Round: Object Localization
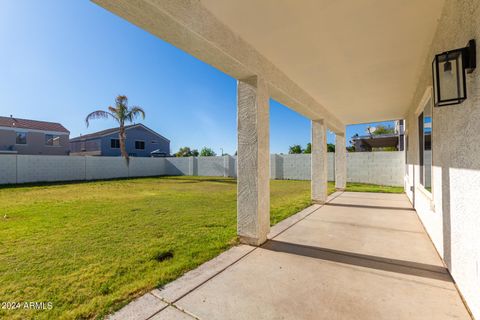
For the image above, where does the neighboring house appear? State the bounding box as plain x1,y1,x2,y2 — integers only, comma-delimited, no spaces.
69,123,170,157
350,120,405,152
0,116,70,155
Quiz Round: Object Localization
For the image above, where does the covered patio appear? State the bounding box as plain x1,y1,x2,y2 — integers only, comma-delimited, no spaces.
110,191,470,319
92,0,479,318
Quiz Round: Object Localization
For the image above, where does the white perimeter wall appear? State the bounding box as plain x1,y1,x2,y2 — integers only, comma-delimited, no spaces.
0,152,404,186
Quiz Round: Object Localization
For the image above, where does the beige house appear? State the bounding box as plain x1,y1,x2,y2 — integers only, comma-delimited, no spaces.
0,116,70,155
93,0,479,319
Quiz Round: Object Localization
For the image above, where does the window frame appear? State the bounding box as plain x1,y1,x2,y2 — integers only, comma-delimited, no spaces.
416,87,433,197
418,112,425,186
15,132,27,145
45,134,61,147
110,139,120,149
135,140,145,150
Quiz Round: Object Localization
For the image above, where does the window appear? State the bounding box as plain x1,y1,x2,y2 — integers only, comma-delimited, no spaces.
418,98,432,191
135,140,145,150
110,139,120,149
45,134,61,146
16,132,27,144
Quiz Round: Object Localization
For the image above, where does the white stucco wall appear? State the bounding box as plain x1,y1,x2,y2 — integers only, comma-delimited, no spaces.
405,0,480,316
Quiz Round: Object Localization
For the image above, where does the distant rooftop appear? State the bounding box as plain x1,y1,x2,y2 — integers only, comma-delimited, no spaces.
70,123,170,142
0,116,69,133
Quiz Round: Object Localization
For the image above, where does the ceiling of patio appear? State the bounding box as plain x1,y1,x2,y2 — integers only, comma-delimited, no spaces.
200,0,445,124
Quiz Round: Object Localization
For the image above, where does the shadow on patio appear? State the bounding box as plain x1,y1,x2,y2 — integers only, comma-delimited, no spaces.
109,192,472,320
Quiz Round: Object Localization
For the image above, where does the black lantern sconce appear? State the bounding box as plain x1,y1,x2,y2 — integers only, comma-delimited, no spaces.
432,39,476,107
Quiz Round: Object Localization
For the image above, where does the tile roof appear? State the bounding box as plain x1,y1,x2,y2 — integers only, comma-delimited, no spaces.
0,116,69,133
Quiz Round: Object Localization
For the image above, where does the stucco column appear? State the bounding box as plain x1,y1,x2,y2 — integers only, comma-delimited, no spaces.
335,131,347,190
311,120,328,203
237,75,270,246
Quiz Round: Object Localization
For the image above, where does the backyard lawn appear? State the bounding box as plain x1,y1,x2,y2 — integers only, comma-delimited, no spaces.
0,177,402,319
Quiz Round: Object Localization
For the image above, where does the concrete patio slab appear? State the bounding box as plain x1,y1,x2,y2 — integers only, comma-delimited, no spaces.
152,244,255,303
275,193,441,267
267,204,321,239
107,293,167,320
110,192,471,320
149,306,195,320
174,192,471,320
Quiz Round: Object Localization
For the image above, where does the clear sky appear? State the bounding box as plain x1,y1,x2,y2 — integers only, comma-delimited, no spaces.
0,1,394,155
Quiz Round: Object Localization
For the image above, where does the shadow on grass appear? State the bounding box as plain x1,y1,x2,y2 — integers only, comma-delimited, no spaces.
160,176,237,184
0,175,237,190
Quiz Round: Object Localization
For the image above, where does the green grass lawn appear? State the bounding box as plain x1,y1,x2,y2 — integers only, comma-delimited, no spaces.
0,177,402,319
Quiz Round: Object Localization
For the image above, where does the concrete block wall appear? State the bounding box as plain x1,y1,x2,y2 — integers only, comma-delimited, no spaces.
347,152,404,186
0,155,17,184
0,155,168,184
271,152,403,185
86,157,129,180
163,156,234,177
328,153,335,181
128,157,166,177
197,156,226,176
17,155,86,183
164,157,190,175
224,155,236,177
279,154,311,180
0,152,404,186
269,154,335,181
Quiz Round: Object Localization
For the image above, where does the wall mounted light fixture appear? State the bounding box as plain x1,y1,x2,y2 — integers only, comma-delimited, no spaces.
432,39,476,107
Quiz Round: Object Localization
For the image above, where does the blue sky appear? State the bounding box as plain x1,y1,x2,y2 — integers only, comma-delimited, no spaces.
0,1,393,155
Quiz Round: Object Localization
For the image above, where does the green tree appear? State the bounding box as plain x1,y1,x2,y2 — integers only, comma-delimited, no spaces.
303,143,311,154
200,147,216,156
86,95,145,162
191,149,199,157
303,142,335,153
175,147,193,157
346,146,355,152
371,125,395,135
289,145,303,154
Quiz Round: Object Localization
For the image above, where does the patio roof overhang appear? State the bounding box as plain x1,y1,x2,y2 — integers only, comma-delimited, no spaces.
93,0,445,128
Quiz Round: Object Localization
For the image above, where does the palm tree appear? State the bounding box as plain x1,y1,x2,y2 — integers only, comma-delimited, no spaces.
85,95,145,161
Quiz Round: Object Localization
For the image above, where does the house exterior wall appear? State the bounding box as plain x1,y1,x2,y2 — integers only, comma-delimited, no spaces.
69,138,101,155
0,128,69,155
100,127,170,157
404,0,480,316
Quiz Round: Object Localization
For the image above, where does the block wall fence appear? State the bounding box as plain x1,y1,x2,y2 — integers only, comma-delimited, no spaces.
0,151,404,186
